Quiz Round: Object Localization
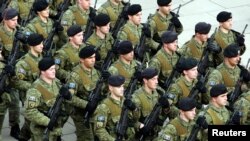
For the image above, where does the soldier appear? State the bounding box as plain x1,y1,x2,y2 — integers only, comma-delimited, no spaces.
97,0,125,29
54,24,83,82
108,40,138,88
14,33,44,140
61,0,94,33
0,8,21,139
93,75,136,141
131,67,164,140
0,8,19,59
86,13,114,66
149,31,179,88
156,97,200,141
24,57,68,141
212,11,246,66
66,46,100,141
149,0,183,43
206,44,242,93
178,22,211,60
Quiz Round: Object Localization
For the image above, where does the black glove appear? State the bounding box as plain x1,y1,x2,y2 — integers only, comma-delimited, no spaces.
239,65,250,82
237,34,245,46
101,70,111,80
89,7,96,21
231,111,242,125
158,96,170,108
170,12,181,28
195,80,207,93
196,116,208,129
54,21,64,32
15,30,27,43
134,70,142,80
206,38,221,54
49,13,61,20
142,24,151,38
59,86,72,100
123,99,136,111
4,65,15,76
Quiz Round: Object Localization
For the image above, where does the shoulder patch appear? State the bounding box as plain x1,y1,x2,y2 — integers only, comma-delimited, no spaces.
18,68,26,75
209,81,216,86
97,115,105,122
28,96,36,101
163,135,171,141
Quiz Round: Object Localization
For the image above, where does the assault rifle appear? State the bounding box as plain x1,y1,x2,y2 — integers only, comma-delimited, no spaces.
227,76,243,110
43,0,70,57
226,101,243,125
0,29,20,100
0,0,11,22
83,41,119,127
84,7,96,41
116,64,142,141
111,0,131,39
43,86,72,141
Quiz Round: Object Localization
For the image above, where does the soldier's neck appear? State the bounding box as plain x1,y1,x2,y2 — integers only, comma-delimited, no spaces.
96,30,106,39
30,49,39,57
4,23,14,32
158,10,167,17
219,26,229,34
41,75,53,85
143,85,153,94
224,60,236,69
120,57,131,65
39,15,48,23
70,41,80,49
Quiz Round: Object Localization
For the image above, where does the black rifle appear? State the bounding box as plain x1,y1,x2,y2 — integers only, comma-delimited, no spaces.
0,29,20,100
0,0,11,22
42,86,71,141
168,4,181,31
226,101,243,125
185,116,207,141
83,41,119,127
227,76,243,110
232,24,248,55
111,0,131,39
84,7,96,41
43,0,70,57
115,63,143,141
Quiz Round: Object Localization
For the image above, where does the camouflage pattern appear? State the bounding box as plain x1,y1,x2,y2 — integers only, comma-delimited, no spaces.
8,0,35,21
234,90,250,125
24,78,64,140
0,23,16,58
108,58,138,88
149,48,179,86
97,0,124,28
156,116,195,141
66,64,100,141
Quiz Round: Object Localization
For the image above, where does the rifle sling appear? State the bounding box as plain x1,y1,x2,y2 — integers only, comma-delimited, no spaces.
219,69,235,87
207,108,224,125
214,31,228,49
24,55,39,73
170,118,188,136
34,22,48,38
186,40,201,59
122,25,139,46
72,9,87,26
36,84,54,102
64,47,79,63
177,79,190,98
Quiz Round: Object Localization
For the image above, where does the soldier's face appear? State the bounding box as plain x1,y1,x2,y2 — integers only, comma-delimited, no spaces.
220,19,233,30
129,12,142,25
4,16,18,30
79,0,91,10
38,7,50,18
42,65,56,80
215,93,228,107
227,55,240,67
110,84,124,98
159,3,172,15
71,32,84,46
197,33,209,42
33,42,44,54
82,54,96,68
144,75,158,90
167,40,178,52
184,66,198,80
98,23,110,34
122,51,134,62
183,108,196,121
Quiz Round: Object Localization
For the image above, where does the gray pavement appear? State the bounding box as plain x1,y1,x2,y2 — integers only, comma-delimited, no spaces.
1,0,250,140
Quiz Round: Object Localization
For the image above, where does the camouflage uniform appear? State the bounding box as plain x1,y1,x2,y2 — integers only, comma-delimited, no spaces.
132,87,160,140
212,28,246,66
234,90,250,125
97,0,124,28
86,31,114,65
66,64,100,141
149,48,179,87
54,43,81,81
149,11,183,43
156,116,195,141
206,63,241,94
108,58,138,88
24,78,65,141
15,51,42,140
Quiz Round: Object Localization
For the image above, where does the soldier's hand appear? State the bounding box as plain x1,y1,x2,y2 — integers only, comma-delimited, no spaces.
15,30,27,43
59,85,72,100
142,24,151,38
231,111,242,125
4,65,15,76
195,79,207,93
54,21,64,32
101,70,111,80
124,99,136,111
158,96,170,108
170,12,181,28
196,116,208,129
207,38,221,54
237,34,245,46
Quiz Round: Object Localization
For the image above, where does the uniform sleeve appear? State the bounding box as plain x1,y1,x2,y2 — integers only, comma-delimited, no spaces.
168,83,182,105
14,61,32,91
54,50,70,80
206,69,223,100
156,124,177,141
108,65,119,75
149,57,161,73
61,10,74,35
117,29,128,41
8,0,19,11
93,104,115,141
24,88,50,126
131,94,142,130
25,21,37,34
234,97,249,125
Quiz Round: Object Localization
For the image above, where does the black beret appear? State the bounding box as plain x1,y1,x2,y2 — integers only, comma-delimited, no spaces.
79,45,96,59
217,11,232,22
157,0,172,6
127,4,142,16
2,8,18,20
27,33,44,46
223,44,240,58
178,97,196,111
33,0,49,13
67,25,83,37
38,57,55,71
94,13,110,26
108,75,125,87
117,40,133,55
141,67,158,79
161,31,178,43
180,57,198,71
195,22,211,34
210,84,228,97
